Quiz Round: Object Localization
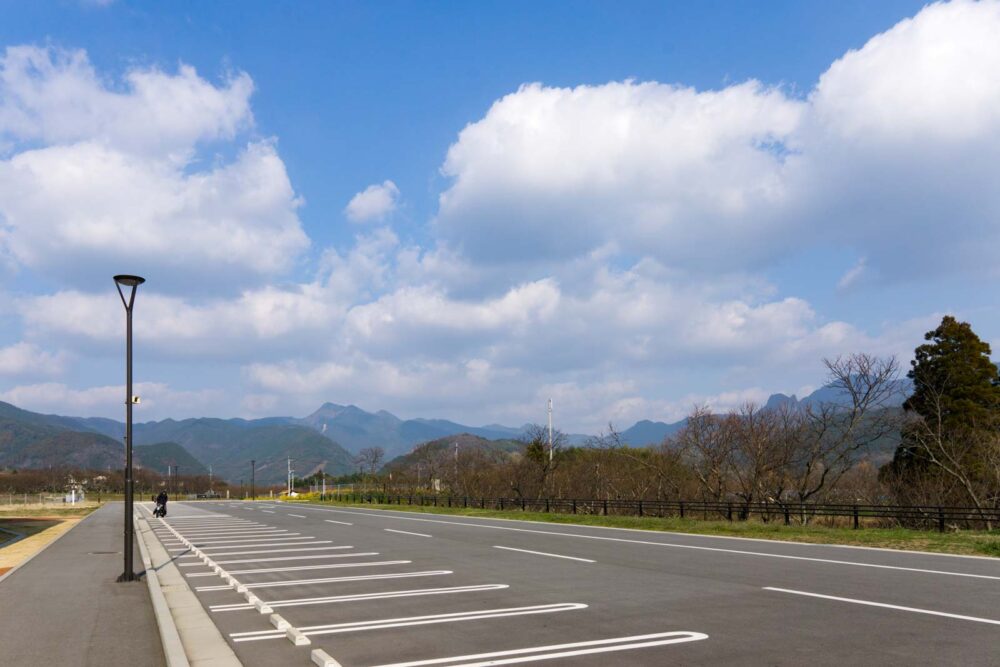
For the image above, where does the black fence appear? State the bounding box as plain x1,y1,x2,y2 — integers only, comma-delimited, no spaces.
324,493,1000,532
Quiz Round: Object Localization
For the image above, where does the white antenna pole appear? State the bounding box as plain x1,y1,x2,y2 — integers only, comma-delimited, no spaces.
454,441,459,480
548,398,553,463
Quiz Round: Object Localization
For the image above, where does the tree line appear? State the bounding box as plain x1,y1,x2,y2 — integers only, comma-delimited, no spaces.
372,316,1000,526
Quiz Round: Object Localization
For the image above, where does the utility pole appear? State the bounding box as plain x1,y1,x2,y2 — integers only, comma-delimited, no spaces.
321,467,326,497
454,441,459,481
287,457,294,495
250,460,256,501
548,398,554,463
209,465,213,492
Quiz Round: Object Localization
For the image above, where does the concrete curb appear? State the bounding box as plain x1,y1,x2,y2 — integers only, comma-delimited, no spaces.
136,504,242,666
135,514,191,667
0,508,93,587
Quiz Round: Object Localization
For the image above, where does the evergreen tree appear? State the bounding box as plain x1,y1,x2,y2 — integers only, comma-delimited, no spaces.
883,316,1000,510
903,315,1000,428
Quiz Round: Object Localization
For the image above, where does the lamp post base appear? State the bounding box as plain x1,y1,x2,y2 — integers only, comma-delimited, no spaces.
117,571,138,583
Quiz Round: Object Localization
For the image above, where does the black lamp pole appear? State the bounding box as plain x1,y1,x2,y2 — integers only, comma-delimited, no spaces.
251,460,256,502
114,274,144,583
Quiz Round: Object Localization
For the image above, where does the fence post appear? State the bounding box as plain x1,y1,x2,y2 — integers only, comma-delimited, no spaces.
481,497,485,509
853,505,860,530
603,499,608,516
784,506,790,526
938,506,945,533
500,498,504,510
545,499,550,513
638,500,643,517
572,499,577,514
727,503,732,521
521,498,526,511
679,501,685,519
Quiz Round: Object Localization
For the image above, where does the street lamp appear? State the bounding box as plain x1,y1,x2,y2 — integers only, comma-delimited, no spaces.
114,274,144,583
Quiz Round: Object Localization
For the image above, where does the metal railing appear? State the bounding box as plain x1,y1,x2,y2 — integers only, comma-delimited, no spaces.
319,493,1000,532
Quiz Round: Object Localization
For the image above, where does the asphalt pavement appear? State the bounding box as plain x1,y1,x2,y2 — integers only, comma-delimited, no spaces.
144,500,1000,666
0,503,165,667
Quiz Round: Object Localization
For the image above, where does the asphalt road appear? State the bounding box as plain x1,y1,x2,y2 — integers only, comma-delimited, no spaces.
145,501,1000,666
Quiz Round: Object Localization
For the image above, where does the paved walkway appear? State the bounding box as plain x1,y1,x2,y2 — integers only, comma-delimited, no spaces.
0,503,165,667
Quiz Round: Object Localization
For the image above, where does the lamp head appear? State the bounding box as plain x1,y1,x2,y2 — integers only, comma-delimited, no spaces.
114,275,145,287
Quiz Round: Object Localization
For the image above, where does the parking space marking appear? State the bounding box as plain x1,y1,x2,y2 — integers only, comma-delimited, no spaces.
186,539,329,552
164,533,300,544
211,583,509,612
177,545,350,560
325,520,353,526
187,560,413,577
385,529,432,538
493,546,595,563
764,587,1000,626
203,553,376,566
194,570,453,592
262,510,276,514
289,514,308,518
369,631,710,667
231,603,587,642
176,535,312,546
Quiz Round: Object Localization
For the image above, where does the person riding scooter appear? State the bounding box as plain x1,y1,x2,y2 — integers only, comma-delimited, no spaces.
154,490,168,518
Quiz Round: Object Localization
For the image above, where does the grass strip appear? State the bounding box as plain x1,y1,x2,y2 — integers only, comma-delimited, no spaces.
291,499,1000,558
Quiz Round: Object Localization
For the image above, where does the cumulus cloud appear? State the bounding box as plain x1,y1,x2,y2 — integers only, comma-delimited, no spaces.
435,0,1000,282
0,381,223,419
0,342,65,377
345,180,400,223
0,46,307,292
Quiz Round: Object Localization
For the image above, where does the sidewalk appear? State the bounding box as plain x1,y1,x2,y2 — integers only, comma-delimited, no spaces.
0,503,166,667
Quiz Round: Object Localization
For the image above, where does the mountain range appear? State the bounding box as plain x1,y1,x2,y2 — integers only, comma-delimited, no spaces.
0,379,910,484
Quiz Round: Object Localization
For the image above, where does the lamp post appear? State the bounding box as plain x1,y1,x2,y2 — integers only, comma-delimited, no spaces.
114,274,144,583
250,460,256,502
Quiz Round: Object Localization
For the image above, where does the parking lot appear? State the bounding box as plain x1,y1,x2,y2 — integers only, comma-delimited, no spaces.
142,501,999,666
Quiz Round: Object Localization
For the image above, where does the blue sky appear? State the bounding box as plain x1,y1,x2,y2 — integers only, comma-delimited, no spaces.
0,0,996,432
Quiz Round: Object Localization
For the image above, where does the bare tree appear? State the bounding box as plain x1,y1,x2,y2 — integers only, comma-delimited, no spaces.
356,447,385,477
794,353,904,504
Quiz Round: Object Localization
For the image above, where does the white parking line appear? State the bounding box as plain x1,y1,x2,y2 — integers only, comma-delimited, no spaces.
199,552,375,566
187,560,412,577
177,545,349,560
230,603,587,642
289,514,307,518
370,631,709,667
493,546,595,563
177,538,325,551
325,520,353,526
211,584,509,612
385,529,431,538
305,508,1000,581
261,510,276,514
176,535,310,546
194,570,452,591
764,587,1000,626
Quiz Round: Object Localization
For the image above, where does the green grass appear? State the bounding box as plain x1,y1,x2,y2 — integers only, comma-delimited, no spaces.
290,499,1000,558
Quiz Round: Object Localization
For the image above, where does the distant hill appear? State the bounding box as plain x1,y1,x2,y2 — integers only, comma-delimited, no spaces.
133,442,208,476
0,415,125,470
127,418,355,485
382,433,523,472
295,402,588,459
620,419,687,446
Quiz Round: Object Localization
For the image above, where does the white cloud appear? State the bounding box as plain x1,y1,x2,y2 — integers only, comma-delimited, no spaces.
0,46,253,158
0,342,65,377
0,46,307,292
0,381,223,419
345,180,400,223
437,79,803,267
435,0,1000,283
837,258,867,290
